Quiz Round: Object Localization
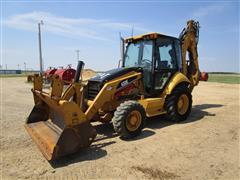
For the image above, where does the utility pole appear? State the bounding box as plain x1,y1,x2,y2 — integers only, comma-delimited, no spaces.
17,64,20,70
131,25,134,37
38,20,44,75
24,62,26,74
76,50,80,61
5,64,7,70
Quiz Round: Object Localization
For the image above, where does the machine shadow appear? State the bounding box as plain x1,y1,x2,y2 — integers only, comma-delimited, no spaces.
50,141,115,168
94,123,118,142
51,123,117,168
94,122,156,142
185,104,223,123
51,103,222,168
147,103,223,130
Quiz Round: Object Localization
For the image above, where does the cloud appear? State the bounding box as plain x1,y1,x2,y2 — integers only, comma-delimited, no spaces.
2,11,149,41
192,3,228,19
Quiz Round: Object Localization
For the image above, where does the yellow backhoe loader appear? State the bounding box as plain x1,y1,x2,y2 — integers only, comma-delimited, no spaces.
25,20,201,161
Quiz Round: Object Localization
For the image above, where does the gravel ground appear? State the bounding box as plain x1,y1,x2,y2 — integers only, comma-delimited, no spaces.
0,77,239,179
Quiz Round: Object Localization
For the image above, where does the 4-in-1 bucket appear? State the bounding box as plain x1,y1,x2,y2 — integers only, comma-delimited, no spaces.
25,96,96,161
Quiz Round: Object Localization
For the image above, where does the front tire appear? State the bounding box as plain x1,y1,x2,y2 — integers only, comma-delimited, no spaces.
165,86,192,122
112,101,146,139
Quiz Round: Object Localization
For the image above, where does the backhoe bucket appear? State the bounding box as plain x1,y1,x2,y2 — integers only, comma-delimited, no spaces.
25,94,97,161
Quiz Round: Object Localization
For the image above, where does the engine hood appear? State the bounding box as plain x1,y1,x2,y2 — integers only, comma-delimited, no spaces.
89,67,142,83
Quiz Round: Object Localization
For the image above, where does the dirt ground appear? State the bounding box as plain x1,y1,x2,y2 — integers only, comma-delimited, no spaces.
0,77,239,179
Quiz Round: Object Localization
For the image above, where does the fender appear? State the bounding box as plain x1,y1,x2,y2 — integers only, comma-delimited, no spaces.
164,72,190,95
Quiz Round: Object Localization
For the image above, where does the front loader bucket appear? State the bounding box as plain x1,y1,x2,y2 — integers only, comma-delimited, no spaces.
25,96,97,161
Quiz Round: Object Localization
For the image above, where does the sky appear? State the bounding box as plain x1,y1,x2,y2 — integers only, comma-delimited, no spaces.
1,1,239,72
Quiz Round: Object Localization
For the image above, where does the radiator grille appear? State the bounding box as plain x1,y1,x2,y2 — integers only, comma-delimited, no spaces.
87,81,102,100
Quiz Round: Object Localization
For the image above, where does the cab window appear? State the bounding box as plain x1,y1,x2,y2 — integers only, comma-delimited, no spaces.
156,38,177,70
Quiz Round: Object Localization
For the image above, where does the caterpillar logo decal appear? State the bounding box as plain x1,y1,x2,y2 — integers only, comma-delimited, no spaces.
100,73,111,79
117,76,137,89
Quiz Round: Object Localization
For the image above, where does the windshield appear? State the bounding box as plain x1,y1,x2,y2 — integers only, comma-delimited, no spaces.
124,40,153,68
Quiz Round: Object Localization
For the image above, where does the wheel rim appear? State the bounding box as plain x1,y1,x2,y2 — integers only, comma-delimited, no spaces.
177,94,189,115
126,110,142,132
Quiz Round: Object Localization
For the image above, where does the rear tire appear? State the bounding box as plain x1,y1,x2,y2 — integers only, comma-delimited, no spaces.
112,101,146,139
165,85,192,122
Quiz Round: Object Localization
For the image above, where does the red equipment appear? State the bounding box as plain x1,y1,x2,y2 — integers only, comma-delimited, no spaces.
54,65,76,84
44,67,57,79
200,72,209,81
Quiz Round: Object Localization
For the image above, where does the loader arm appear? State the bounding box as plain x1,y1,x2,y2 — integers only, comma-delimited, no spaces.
179,20,200,89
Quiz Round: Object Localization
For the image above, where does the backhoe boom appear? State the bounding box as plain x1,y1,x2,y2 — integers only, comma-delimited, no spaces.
179,20,200,88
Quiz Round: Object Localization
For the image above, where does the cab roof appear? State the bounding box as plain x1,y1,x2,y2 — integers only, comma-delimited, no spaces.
125,32,179,43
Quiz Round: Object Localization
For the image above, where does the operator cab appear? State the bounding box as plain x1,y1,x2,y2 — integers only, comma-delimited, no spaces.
123,33,182,96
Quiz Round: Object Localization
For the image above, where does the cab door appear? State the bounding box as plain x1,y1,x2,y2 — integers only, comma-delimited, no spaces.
153,37,180,95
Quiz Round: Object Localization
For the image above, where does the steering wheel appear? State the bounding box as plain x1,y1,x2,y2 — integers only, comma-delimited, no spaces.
141,59,152,68
142,59,151,64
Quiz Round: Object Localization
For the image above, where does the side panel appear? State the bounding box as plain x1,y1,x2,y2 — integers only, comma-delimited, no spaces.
138,98,166,117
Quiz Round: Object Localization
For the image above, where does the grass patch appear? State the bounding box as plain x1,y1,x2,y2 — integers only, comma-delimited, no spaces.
208,73,240,84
